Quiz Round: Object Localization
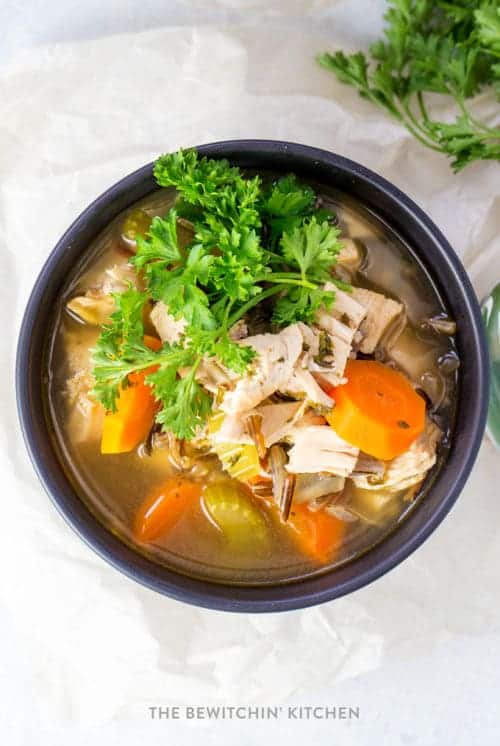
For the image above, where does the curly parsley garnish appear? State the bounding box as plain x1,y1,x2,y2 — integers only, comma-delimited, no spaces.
92,149,347,439
319,0,500,172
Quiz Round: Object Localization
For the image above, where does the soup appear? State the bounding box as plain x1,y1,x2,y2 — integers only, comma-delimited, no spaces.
46,150,459,585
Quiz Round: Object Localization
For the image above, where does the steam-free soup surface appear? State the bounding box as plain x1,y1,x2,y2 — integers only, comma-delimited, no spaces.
47,179,457,585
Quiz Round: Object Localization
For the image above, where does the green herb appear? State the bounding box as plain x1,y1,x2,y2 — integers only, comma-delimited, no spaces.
91,288,154,411
260,174,335,245
318,0,500,171
279,217,342,281
154,149,261,229
92,149,347,439
271,217,342,325
151,363,212,440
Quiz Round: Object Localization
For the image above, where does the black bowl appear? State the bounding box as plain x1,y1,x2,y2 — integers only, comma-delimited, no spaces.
16,140,489,612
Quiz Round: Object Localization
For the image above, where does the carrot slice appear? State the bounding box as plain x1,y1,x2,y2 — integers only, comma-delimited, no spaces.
134,477,202,542
287,502,345,564
325,360,426,460
142,334,162,352
100,335,162,454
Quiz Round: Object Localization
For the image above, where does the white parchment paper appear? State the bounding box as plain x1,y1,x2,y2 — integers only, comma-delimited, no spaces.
1,3,499,744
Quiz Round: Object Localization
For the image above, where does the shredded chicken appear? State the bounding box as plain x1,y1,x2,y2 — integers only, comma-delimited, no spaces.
281,367,334,408
258,401,307,445
217,287,366,416
66,293,115,326
310,316,355,387
292,411,329,428
280,321,344,403
310,285,367,386
229,319,248,341
351,287,404,353
337,238,364,270
352,452,386,480
352,419,442,492
209,413,252,446
66,370,103,442
211,401,306,448
329,287,367,330
64,321,105,442
195,358,238,394
286,425,359,476
101,263,138,295
221,325,303,414
66,262,138,326
150,301,187,344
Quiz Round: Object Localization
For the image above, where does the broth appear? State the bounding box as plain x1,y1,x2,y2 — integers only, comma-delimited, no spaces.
46,178,458,585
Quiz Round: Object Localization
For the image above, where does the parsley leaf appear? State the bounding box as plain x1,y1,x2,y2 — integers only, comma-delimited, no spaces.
151,267,216,331
133,208,216,331
269,217,341,325
154,149,261,229
189,328,256,375
279,216,342,283
262,174,315,218
149,363,212,441
92,286,213,439
475,5,500,58
91,287,157,411
272,285,335,326
260,174,335,245
319,0,500,171
133,210,181,270
205,223,268,302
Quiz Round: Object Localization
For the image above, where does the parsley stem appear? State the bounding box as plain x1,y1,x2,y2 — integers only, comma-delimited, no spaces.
227,284,286,327
266,249,288,262
265,271,306,280
269,277,317,289
399,99,445,153
222,298,235,331
417,92,429,124
470,128,500,141
257,275,317,290
456,98,493,134
190,356,203,375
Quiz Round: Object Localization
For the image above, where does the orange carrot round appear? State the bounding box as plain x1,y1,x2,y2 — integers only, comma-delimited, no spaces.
287,502,345,564
134,477,202,542
325,360,426,460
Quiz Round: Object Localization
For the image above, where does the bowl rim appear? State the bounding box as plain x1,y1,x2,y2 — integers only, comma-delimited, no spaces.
16,139,490,612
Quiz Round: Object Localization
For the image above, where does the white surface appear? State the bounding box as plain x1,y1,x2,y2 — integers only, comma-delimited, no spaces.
1,2,500,744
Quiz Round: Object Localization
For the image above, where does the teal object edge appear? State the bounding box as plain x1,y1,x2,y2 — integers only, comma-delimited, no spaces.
482,284,500,448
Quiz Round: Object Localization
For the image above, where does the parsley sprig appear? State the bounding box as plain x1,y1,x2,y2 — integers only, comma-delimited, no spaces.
92,149,346,439
319,0,500,171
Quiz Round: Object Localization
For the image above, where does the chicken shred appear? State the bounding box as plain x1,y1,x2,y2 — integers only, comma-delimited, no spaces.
286,425,359,476
66,370,103,442
220,325,303,414
310,315,355,387
351,287,404,353
66,262,139,326
281,367,334,408
101,263,138,295
310,285,367,385
150,301,187,344
329,287,367,330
